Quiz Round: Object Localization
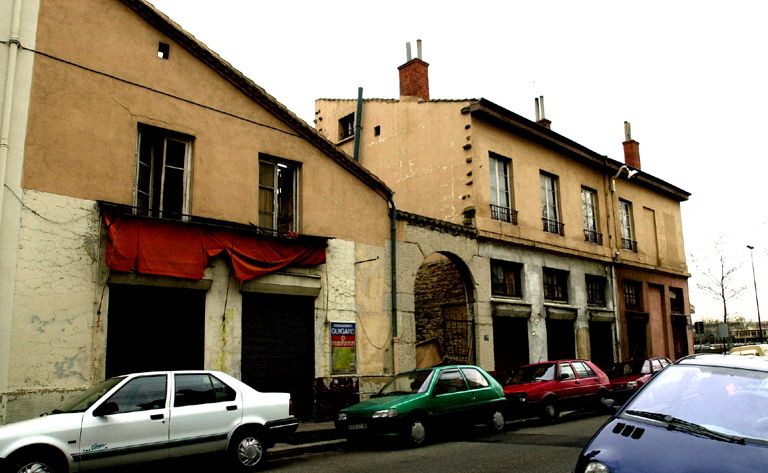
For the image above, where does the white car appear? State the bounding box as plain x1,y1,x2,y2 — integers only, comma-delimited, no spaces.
0,370,298,473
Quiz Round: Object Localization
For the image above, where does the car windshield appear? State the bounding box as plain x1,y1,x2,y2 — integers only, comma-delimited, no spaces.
378,370,434,396
623,364,768,442
508,363,556,384
54,377,125,413
609,360,648,377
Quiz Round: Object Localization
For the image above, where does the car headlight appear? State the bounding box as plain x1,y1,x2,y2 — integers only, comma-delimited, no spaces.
338,412,347,421
372,408,398,418
584,461,610,473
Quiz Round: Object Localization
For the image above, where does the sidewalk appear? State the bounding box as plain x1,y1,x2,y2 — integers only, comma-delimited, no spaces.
271,420,345,457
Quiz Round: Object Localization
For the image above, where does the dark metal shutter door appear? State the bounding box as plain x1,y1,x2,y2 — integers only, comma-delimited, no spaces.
493,316,530,379
241,293,315,420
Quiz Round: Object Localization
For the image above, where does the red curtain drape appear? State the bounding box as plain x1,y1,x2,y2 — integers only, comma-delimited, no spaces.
104,213,326,281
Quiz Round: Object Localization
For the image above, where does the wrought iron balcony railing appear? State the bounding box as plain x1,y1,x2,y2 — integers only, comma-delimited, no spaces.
542,218,565,235
583,229,603,245
490,205,518,225
622,238,638,252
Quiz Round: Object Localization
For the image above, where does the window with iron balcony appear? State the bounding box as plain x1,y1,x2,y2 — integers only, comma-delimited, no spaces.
619,199,637,252
489,152,517,224
581,187,601,244
541,172,563,235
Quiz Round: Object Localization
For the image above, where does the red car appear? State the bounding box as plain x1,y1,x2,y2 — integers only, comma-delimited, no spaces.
503,359,610,422
606,357,671,403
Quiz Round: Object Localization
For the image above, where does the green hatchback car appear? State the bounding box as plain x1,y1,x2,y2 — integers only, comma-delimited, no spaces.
335,365,507,446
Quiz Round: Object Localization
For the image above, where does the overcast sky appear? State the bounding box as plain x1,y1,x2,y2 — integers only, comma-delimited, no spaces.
148,0,767,323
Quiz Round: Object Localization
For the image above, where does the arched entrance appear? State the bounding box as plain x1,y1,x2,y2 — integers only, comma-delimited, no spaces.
414,252,475,366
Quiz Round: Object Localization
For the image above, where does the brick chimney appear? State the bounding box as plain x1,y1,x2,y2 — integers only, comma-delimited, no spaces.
622,121,641,169
398,40,429,101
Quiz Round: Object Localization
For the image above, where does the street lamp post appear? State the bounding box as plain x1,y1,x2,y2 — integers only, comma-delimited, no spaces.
747,245,763,343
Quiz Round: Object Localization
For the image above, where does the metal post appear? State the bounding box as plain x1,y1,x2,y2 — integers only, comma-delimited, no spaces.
748,245,763,343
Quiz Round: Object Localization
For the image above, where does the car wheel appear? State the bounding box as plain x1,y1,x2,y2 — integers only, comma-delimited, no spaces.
229,431,265,471
540,398,559,423
405,418,427,447
488,409,506,433
10,452,62,473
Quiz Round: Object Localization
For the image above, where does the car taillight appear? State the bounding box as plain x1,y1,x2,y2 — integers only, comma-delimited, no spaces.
289,398,294,416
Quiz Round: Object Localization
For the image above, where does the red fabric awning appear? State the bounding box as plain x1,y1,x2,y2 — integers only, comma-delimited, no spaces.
104,213,326,281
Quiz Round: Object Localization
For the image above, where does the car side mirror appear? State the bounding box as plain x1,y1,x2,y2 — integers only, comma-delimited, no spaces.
93,401,119,417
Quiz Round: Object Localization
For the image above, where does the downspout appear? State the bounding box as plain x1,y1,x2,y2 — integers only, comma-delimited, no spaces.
0,0,24,226
389,196,397,339
604,156,623,362
352,87,363,162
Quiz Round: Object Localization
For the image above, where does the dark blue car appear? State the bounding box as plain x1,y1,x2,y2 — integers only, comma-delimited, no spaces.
574,354,768,473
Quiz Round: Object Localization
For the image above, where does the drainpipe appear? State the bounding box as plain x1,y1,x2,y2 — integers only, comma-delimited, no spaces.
352,87,363,162
0,0,24,226
604,156,623,362
389,195,398,339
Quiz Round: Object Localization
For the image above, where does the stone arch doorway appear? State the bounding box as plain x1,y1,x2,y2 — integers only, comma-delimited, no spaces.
414,252,475,365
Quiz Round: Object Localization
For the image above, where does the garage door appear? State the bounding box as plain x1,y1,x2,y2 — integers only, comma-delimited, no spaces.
493,316,529,381
589,321,614,371
106,285,205,378
547,318,576,360
241,293,315,420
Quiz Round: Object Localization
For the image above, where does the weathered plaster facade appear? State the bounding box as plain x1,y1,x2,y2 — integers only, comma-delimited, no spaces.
0,0,410,423
315,52,693,376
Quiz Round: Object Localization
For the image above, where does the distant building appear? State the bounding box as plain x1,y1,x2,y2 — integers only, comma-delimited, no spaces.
316,41,692,378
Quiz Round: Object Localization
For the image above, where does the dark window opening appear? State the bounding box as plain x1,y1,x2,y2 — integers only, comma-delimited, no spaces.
543,267,569,302
670,287,684,314
158,42,170,59
624,280,642,310
339,113,355,140
374,125,381,136
586,274,607,306
491,260,523,298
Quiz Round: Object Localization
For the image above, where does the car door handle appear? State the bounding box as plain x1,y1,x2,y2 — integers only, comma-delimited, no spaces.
150,414,164,420
226,405,237,411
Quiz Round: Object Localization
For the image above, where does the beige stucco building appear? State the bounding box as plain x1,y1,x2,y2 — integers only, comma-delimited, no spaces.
316,44,693,380
0,0,434,423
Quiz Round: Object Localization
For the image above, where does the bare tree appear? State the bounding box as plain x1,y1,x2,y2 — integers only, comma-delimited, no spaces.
693,237,747,323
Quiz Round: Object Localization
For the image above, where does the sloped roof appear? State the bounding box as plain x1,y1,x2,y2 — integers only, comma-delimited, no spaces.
120,0,392,200
469,99,690,202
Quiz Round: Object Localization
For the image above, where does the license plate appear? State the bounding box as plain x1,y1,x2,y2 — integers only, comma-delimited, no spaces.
348,423,367,430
